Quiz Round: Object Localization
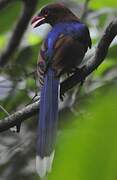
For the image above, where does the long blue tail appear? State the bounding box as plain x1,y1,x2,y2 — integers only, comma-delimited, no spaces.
36,68,59,177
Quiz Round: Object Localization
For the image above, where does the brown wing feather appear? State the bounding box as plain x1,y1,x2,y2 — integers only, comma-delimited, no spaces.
52,34,88,77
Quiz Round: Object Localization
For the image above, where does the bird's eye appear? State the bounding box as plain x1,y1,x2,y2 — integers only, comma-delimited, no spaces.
44,10,49,17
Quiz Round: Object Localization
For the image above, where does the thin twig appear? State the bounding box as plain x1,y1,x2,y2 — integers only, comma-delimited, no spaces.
0,104,10,116
0,101,39,132
81,0,90,21
0,0,38,67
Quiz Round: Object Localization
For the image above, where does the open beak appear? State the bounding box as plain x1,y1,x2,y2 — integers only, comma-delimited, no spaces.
31,16,45,28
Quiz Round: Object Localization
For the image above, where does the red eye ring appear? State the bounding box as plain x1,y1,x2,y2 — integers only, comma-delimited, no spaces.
44,10,49,17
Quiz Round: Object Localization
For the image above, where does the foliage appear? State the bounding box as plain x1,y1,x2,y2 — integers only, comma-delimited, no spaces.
48,83,117,180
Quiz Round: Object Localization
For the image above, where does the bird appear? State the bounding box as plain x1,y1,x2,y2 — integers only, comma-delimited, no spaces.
31,3,91,178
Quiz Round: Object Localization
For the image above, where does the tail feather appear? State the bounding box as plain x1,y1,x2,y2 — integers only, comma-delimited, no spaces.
36,68,59,177
36,151,55,178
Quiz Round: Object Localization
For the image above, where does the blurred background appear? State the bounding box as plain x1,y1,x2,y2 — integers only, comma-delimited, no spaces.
0,0,117,180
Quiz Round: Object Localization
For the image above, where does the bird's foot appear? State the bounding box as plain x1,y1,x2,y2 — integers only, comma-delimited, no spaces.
60,92,65,101
10,121,22,133
73,67,85,86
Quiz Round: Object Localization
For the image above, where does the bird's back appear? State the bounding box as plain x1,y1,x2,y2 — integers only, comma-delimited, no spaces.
39,21,91,77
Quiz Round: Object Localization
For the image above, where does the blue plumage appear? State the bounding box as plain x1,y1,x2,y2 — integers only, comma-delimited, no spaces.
37,68,59,157
32,3,91,177
37,22,88,156
46,22,90,61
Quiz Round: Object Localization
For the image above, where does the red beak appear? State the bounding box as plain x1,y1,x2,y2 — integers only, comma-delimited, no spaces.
31,16,45,28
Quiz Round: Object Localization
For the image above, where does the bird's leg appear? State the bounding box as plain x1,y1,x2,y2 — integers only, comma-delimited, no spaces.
16,121,22,133
59,67,86,101
10,121,22,133
60,92,65,101
67,72,71,77
72,67,85,85
60,67,84,100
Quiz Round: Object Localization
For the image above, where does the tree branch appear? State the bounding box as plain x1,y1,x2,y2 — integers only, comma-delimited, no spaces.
0,101,39,132
0,0,38,67
0,18,117,132
81,0,90,21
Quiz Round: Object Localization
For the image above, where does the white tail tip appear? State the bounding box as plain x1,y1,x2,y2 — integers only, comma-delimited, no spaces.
36,151,55,178
10,126,17,132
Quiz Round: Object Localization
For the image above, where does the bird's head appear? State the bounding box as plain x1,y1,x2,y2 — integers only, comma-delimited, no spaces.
31,3,77,28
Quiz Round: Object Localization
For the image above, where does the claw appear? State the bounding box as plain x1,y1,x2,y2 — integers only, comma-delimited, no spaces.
60,92,65,101
10,121,21,133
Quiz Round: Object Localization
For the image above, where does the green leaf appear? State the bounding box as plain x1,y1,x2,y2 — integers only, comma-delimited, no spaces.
107,45,117,60
48,83,117,180
28,34,43,46
89,0,117,9
37,0,55,9
26,78,35,90
0,34,7,48
94,59,116,77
